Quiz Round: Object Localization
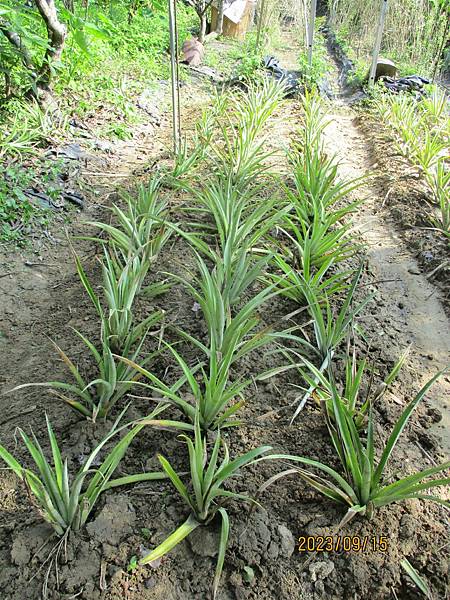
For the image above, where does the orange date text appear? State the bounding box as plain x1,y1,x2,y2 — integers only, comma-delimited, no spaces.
298,535,388,553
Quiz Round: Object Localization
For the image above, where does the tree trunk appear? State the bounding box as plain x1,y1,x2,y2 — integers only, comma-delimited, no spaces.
302,0,308,48
216,0,224,34
34,0,67,90
0,18,35,72
198,11,207,43
1,1,65,110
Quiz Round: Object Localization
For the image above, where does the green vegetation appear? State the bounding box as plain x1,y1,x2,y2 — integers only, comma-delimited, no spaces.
89,179,172,293
401,558,432,597
0,163,45,244
204,32,266,81
0,406,168,535
261,370,450,524
0,158,67,245
4,76,448,596
329,0,450,78
0,5,449,599
269,91,362,302
0,1,196,244
298,19,330,85
11,326,159,421
139,415,271,598
0,2,196,116
375,88,450,240
305,344,409,430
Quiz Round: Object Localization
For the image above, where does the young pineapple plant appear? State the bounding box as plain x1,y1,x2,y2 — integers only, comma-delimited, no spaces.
11,252,163,422
298,88,330,151
136,415,271,598
76,251,163,353
260,370,450,524
89,177,172,292
298,342,409,429
11,326,160,422
287,89,363,236
267,215,353,305
168,92,229,182
425,159,450,239
189,172,288,300
287,147,363,228
0,405,168,535
120,254,283,430
10,251,165,422
419,88,449,125
376,91,449,240
286,265,373,420
211,78,285,189
268,88,363,306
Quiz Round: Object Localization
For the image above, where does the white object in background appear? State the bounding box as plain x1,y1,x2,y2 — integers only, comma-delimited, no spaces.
213,0,255,24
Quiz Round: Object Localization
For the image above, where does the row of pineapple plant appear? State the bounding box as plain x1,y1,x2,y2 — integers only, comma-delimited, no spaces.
375,88,449,241
1,80,448,598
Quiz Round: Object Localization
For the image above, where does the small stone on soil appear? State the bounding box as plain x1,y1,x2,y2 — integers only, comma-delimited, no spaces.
145,576,157,589
309,559,335,582
277,524,296,557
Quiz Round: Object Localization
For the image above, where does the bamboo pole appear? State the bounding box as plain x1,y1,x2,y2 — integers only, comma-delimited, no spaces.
301,0,308,51
256,0,267,49
307,0,317,67
368,0,389,87
168,0,181,154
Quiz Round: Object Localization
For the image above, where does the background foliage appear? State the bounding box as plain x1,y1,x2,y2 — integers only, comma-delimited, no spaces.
329,0,450,76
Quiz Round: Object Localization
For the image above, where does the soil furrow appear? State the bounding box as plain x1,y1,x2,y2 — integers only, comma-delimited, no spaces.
322,107,450,454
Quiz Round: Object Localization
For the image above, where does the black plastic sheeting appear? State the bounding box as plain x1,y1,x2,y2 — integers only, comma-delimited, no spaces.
382,75,431,95
262,52,432,100
263,56,302,97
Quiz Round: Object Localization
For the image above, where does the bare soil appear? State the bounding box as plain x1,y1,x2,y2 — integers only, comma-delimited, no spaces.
357,110,450,315
322,105,450,453
0,36,449,600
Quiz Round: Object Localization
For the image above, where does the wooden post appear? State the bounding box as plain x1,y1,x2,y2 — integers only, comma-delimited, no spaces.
256,0,267,49
369,0,389,87
329,0,338,27
307,0,317,67
216,0,225,34
301,0,308,49
168,0,181,154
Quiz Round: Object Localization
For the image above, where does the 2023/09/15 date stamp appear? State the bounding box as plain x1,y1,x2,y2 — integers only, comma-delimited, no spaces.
298,535,388,553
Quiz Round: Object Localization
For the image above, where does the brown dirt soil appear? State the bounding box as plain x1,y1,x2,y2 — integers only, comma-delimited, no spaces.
1,39,449,600
357,110,450,315
322,104,450,453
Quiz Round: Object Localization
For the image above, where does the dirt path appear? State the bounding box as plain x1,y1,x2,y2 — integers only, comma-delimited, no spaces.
322,103,450,455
